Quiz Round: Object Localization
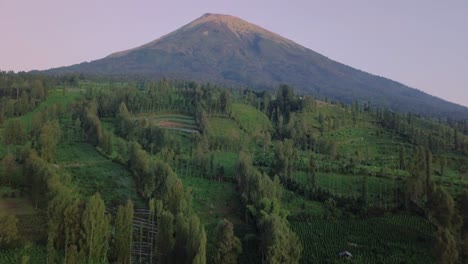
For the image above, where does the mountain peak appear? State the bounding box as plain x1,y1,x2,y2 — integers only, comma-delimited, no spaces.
47,13,468,119
184,13,296,45
108,13,298,58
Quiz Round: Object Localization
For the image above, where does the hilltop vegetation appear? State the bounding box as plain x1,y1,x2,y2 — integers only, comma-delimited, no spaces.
0,73,468,263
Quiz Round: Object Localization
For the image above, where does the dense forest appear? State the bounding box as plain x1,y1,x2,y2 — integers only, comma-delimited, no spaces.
0,71,467,263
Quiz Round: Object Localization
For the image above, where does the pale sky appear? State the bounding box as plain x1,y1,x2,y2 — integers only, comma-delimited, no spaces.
0,0,467,107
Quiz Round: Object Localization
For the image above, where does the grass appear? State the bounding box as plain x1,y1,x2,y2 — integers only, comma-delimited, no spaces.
208,117,249,151
230,103,272,134
179,174,241,226
178,174,246,261
291,214,434,264
56,142,145,208
212,151,238,178
208,117,243,138
282,188,324,218
15,89,81,129
294,172,400,206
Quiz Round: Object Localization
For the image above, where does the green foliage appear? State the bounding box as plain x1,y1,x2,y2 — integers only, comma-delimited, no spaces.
158,210,175,263
427,187,457,229
260,214,301,264
2,78,467,264
434,227,458,264
114,200,134,264
0,212,19,248
80,192,110,263
213,219,242,264
0,153,19,187
2,119,26,146
38,120,61,162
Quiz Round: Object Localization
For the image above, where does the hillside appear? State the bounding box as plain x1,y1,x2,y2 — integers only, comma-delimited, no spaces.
1,75,468,263
44,13,468,119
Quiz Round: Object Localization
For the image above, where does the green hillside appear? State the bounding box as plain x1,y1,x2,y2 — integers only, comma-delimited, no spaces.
1,75,467,263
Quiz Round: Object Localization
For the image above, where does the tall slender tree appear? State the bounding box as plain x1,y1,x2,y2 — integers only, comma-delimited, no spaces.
80,193,110,263
115,200,134,264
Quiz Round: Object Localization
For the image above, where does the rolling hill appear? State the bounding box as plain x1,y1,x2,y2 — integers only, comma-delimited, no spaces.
44,13,468,119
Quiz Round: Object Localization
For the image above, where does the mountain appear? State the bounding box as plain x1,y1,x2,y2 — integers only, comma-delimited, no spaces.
45,13,468,119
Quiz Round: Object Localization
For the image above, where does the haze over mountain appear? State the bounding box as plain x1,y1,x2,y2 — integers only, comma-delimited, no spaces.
45,13,468,119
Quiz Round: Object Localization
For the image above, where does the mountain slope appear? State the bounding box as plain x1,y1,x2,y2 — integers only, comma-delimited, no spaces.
45,13,468,119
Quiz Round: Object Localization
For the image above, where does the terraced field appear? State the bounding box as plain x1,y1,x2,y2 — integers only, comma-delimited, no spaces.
134,113,199,133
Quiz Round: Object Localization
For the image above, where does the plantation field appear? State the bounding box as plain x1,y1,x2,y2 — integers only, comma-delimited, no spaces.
208,117,243,138
325,125,407,164
134,113,198,133
56,142,145,208
230,103,272,134
294,172,400,206
0,244,47,264
291,214,434,264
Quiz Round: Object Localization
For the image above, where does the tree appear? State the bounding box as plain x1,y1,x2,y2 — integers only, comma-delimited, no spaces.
64,198,81,264
158,210,175,263
174,213,189,263
80,193,110,263
117,102,132,137
425,149,435,196
360,175,368,209
324,198,340,221
456,191,468,262
187,215,207,264
439,157,446,176
0,213,19,248
115,200,134,264
427,187,456,229
434,227,458,264
213,219,242,264
166,179,187,216
274,139,295,179
0,153,18,187
3,119,26,146
260,214,301,264
219,90,231,114
406,146,427,205
309,155,317,191
398,145,405,170
38,120,61,162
